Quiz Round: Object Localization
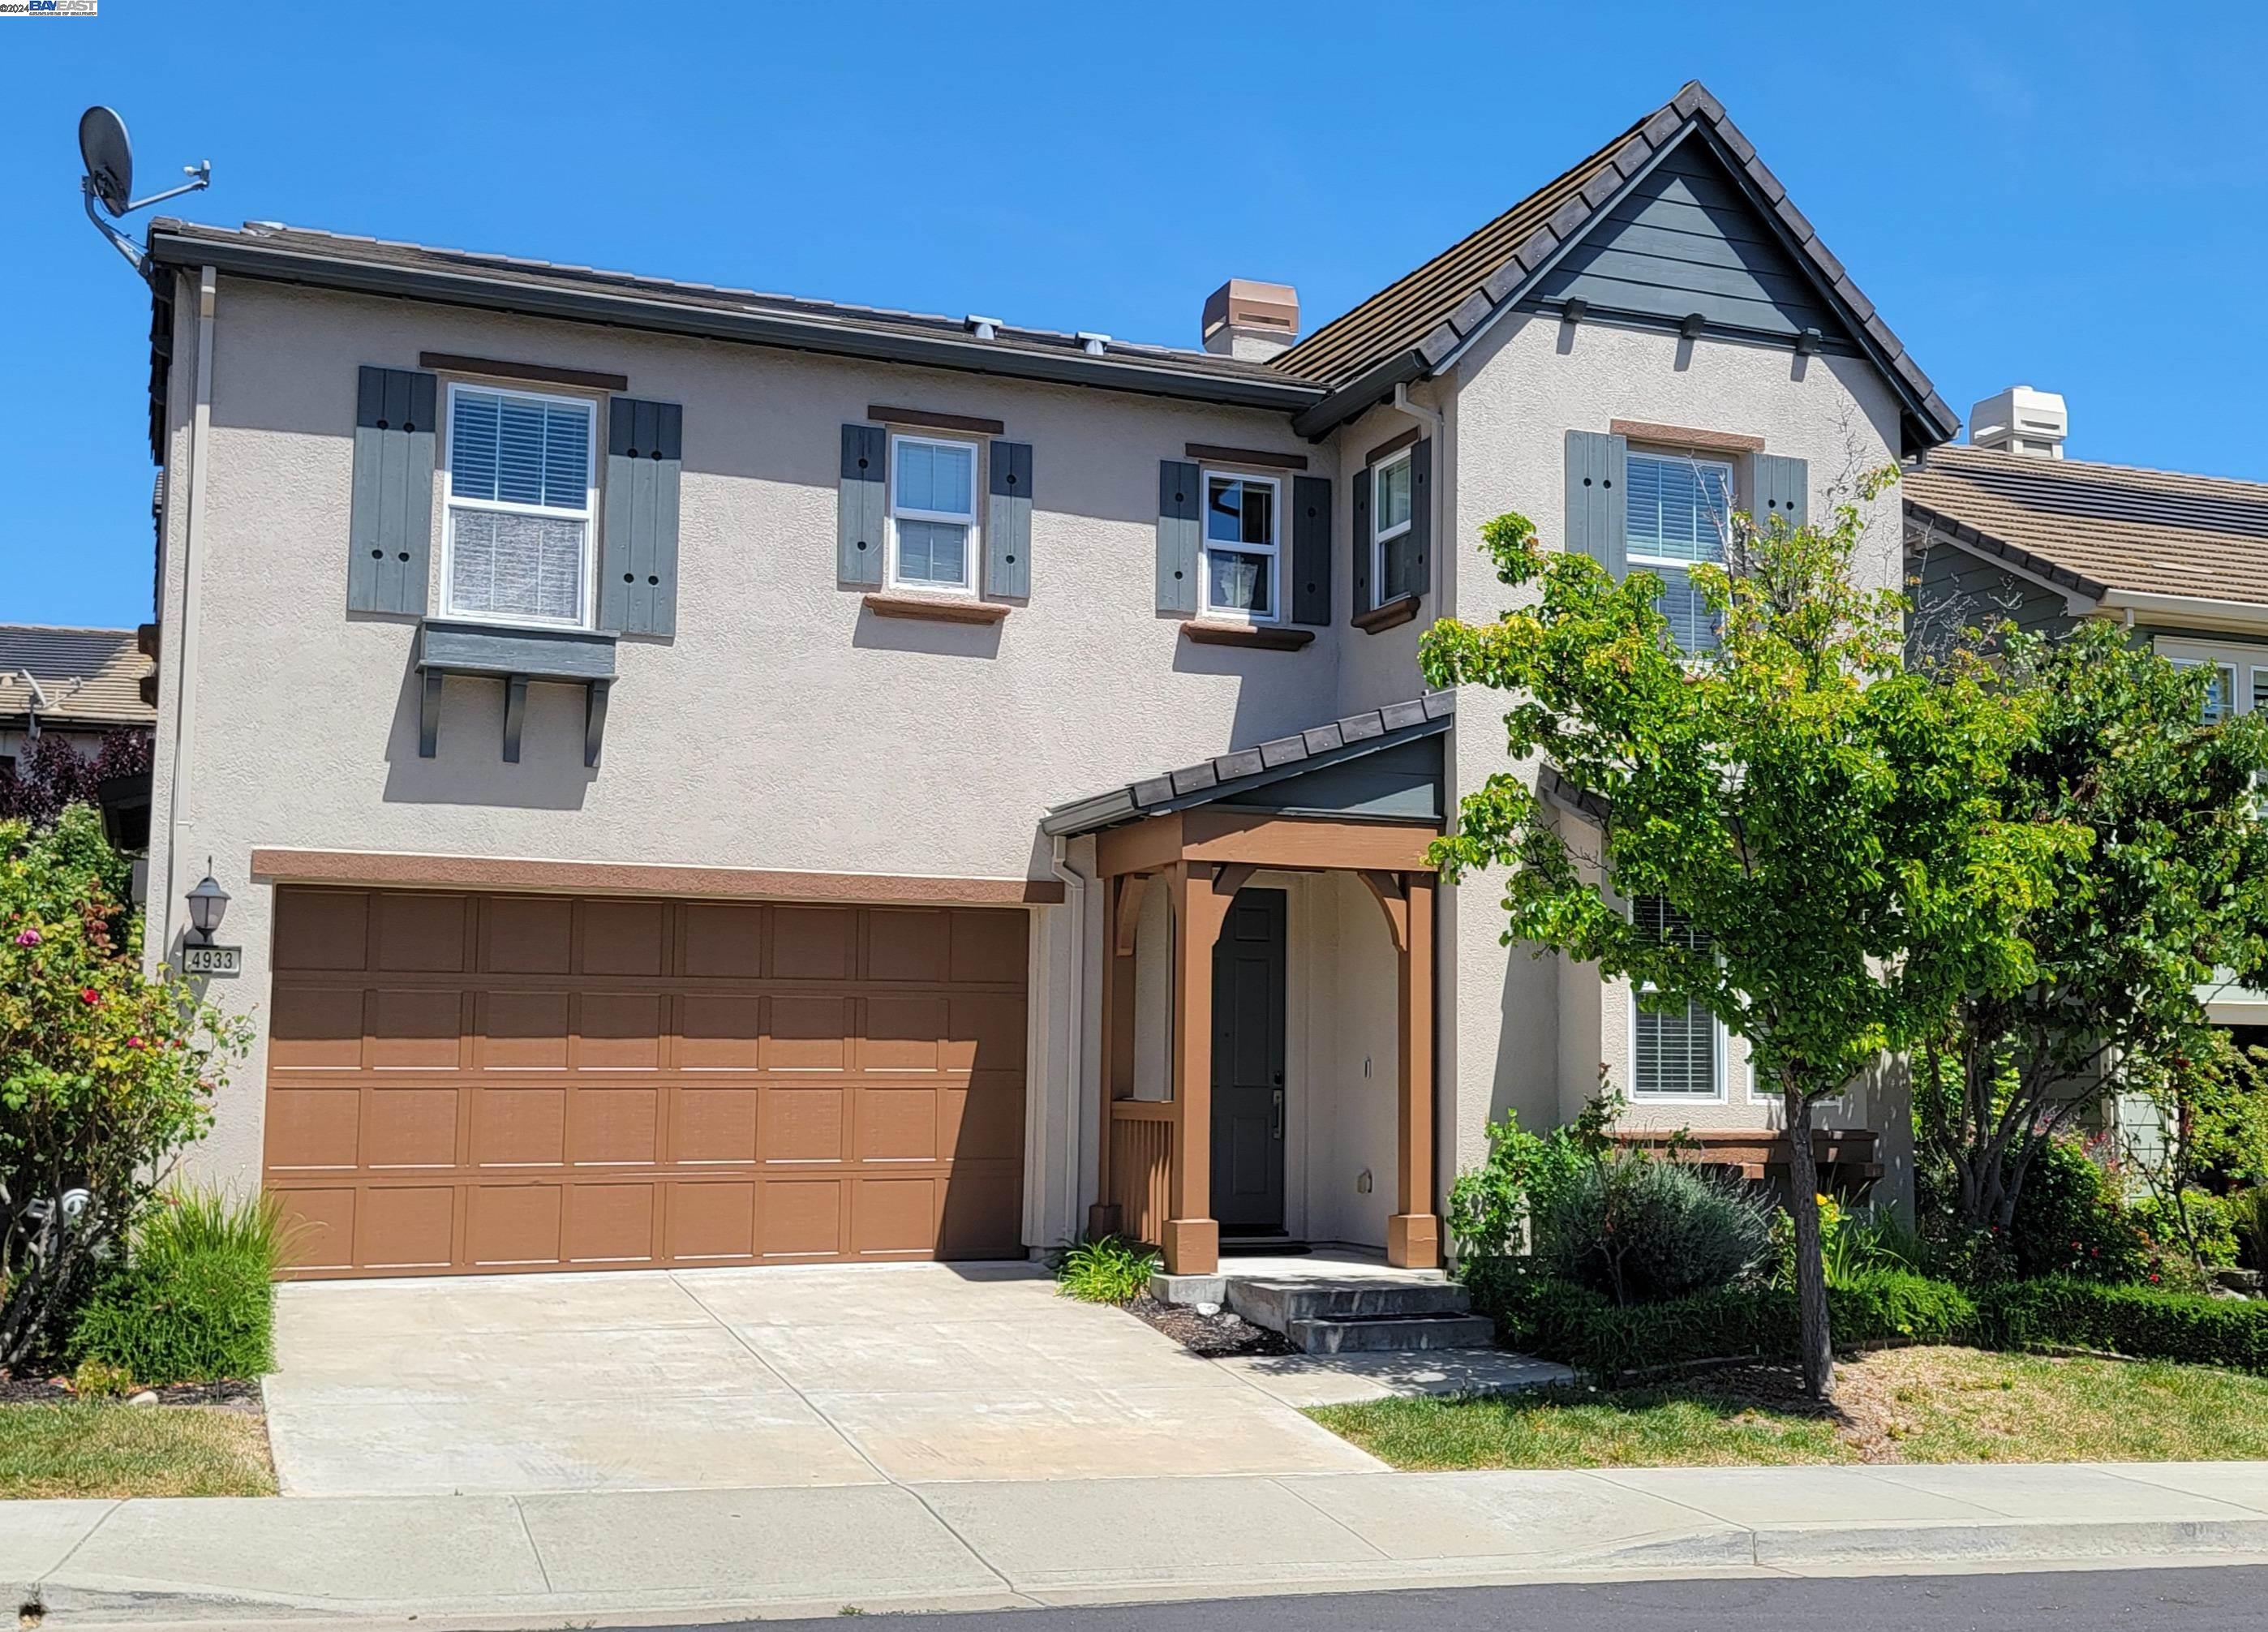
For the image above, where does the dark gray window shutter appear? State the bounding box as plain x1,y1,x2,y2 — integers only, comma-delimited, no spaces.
986,440,1033,598
1564,429,1628,577
1157,459,1200,613
599,397,683,636
838,423,886,586
347,365,437,615
1407,436,1433,601
1291,475,1332,625
1350,460,1372,612
1755,453,1808,531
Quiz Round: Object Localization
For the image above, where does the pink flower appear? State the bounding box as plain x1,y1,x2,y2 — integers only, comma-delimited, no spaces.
13,930,38,947
127,1036,146,1050
79,987,101,1006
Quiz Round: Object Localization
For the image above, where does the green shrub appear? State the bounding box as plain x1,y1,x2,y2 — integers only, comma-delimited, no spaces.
1537,1155,1772,1305
71,1191,285,1384
1053,1235,1158,1304
1830,1268,1977,1346
1445,1093,1609,1260
1975,1277,2268,1374
2231,1187,2268,1272
2008,1137,2153,1283
2130,1189,2242,1270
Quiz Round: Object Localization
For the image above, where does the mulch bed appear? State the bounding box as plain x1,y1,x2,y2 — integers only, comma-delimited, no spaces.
0,1376,262,1411
1123,1294,1296,1358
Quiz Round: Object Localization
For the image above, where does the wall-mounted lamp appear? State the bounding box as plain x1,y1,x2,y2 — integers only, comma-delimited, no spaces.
184,860,230,946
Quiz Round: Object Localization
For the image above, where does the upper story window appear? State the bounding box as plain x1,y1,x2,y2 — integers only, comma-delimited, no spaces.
1372,449,1418,604
889,433,979,594
443,384,597,627
1627,453,1733,655
1203,470,1278,622
1630,895,1724,1101
2164,645,2268,725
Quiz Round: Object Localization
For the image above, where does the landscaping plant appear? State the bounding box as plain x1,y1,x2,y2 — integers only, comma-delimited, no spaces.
1421,474,2065,1398
1536,1151,1772,1306
73,1189,289,1384
1445,1083,1614,1260
1054,1235,1158,1303
0,808,250,1369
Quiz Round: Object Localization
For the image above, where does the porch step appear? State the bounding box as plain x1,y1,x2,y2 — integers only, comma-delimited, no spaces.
1287,1313,1500,1355
1225,1277,1471,1335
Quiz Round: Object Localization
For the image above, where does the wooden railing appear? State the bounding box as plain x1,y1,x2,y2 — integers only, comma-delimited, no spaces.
1108,1099,1174,1248
1613,1127,1883,1183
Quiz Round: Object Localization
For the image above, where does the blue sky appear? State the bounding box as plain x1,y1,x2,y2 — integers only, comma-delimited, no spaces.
4,1,2263,628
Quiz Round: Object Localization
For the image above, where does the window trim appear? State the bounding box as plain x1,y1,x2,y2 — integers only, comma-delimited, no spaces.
1370,447,1415,610
1199,466,1282,625
885,430,982,597
438,380,601,632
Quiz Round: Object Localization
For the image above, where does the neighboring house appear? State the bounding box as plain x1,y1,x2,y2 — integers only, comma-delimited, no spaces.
135,80,1953,1282
0,624,157,861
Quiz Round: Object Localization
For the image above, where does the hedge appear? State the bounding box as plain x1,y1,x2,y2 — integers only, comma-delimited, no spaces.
1463,1256,2268,1380
1975,1278,2268,1375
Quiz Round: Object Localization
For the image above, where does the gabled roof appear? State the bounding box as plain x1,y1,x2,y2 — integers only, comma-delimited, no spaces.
1042,693,1454,838
1905,446,2268,608
1274,81,1959,454
0,625,156,729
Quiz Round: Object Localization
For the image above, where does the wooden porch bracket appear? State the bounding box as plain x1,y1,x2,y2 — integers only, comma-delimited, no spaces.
1111,873,1148,956
1358,869,1410,952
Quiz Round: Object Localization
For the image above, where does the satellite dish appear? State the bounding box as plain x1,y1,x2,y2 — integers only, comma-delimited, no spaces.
79,105,133,217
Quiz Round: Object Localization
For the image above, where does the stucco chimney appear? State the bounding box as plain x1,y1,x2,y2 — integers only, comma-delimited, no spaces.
1969,385,2068,459
1201,279,1299,362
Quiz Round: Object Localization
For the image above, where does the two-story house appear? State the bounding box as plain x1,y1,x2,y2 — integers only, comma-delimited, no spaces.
136,82,1956,1282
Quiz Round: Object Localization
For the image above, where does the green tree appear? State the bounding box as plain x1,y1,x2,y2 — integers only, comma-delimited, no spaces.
1420,475,2069,1398
0,806,249,1367
1916,622,2268,1243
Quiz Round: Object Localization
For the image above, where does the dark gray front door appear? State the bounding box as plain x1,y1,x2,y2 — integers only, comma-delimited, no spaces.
1211,887,1286,1235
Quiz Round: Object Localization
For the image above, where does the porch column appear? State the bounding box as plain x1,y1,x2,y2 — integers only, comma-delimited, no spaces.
1163,861,1233,1274
1388,874,1441,1269
1089,871,1148,1241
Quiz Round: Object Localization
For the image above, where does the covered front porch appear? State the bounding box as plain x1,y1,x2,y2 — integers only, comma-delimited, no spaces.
1044,695,1454,1278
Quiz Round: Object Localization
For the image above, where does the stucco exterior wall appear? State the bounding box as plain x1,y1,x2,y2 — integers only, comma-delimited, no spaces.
1435,313,1909,1179
151,275,1349,1196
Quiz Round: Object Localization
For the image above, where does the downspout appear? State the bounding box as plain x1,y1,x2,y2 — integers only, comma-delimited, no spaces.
1392,381,1445,607
1049,836,1090,1244
159,266,219,957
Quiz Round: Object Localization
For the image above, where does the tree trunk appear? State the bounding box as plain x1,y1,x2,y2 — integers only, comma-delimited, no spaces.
1782,1084,1835,1400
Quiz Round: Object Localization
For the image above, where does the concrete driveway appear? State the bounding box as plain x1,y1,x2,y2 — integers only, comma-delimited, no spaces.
264,1263,1381,1496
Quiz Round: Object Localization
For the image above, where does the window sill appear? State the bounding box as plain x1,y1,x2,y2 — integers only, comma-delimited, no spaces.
1181,620,1315,652
1352,595,1422,634
861,593,1011,625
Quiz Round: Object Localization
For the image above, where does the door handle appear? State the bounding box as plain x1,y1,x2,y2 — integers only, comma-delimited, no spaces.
1271,1089,1285,1140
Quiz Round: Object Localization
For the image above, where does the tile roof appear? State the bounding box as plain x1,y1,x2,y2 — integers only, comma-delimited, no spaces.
1904,446,2268,608
1042,692,1454,837
0,625,156,729
1272,81,1957,451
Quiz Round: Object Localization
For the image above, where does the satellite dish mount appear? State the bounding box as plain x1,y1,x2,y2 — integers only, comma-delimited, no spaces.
77,106,210,280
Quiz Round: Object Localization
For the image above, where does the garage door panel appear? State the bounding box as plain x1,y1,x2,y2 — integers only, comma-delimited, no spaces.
269,891,1028,1278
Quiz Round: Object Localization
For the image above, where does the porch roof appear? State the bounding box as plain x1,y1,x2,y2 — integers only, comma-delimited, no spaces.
1041,692,1455,839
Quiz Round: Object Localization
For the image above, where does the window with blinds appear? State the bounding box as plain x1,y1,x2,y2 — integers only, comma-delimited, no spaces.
1626,453,1733,655
443,384,597,626
1631,895,1722,1099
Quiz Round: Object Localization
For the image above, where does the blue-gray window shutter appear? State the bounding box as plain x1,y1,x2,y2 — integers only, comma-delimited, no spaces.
347,365,437,614
986,439,1033,598
1291,475,1332,625
1755,453,1808,531
838,423,886,586
600,397,682,635
1157,459,1200,613
1564,429,1628,576
1407,436,1433,600
1349,459,1372,612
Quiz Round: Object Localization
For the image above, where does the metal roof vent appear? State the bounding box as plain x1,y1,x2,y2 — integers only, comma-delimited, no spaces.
1076,331,1110,357
1969,385,2068,459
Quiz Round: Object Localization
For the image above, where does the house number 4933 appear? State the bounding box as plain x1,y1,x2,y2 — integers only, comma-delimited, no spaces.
182,944,243,977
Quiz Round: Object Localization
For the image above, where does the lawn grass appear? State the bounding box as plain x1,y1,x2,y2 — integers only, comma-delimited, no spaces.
1311,1346,2268,1471
0,1403,277,1498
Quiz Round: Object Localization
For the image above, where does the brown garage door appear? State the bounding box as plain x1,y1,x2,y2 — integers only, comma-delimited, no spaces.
264,887,1029,1278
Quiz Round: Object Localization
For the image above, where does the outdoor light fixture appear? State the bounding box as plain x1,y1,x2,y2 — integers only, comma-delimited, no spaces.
184,861,230,945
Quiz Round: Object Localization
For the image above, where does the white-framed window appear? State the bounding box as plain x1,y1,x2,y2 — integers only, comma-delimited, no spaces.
1371,448,1418,606
1626,453,1733,654
1630,895,1725,1101
887,432,981,594
1201,469,1280,622
442,383,599,627
2162,641,2268,725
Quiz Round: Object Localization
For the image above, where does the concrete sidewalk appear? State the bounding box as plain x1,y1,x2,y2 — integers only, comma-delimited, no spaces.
9,1461,2268,1627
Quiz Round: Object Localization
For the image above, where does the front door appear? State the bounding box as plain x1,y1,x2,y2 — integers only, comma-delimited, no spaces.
1210,887,1287,1235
